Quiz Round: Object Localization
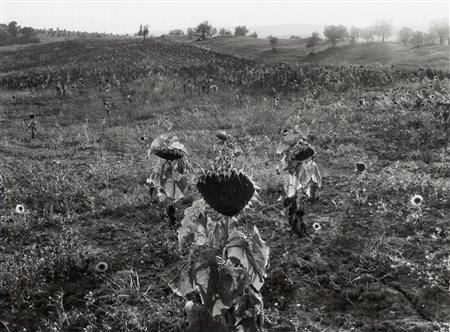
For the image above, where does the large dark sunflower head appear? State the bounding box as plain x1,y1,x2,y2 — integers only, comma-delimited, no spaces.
149,134,187,161
153,147,186,160
197,169,255,216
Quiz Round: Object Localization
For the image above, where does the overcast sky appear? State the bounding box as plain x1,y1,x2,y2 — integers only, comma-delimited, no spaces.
1,0,449,36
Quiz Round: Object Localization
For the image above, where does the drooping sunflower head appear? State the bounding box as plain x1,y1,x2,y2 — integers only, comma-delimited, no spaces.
288,139,315,162
153,147,186,160
149,134,187,161
216,131,228,142
197,169,255,216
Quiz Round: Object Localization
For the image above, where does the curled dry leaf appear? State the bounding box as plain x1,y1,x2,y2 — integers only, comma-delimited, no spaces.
225,226,270,291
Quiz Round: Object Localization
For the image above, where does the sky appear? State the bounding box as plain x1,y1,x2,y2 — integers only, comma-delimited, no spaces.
1,0,449,36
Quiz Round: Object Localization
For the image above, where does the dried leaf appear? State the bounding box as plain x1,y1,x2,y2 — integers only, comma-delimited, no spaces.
163,259,195,297
226,227,270,291
283,130,301,144
295,122,310,139
178,199,207,249
170,141,187,153
276,141,290,155
234,288,264,332
283,173,298,198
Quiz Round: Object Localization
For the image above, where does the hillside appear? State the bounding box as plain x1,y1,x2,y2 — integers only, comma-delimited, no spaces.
3,35,449,69
168,35,450,67
0,37,449,332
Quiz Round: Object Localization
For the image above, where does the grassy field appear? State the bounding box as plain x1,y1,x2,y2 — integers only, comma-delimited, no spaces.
168,35,450,68
0,38,449,332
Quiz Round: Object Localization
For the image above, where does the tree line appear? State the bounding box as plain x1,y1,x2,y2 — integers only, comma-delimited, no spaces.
324,18,447,47
302,18,449,53
164,21,258,40
157,18,449,50
0,21,39,46
0,21,134,46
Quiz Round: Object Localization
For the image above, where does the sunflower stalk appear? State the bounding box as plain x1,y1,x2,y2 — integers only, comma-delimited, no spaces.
163,132,270,331
222,216,231,250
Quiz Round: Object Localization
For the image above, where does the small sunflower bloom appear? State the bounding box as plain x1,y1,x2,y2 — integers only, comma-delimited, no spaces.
95,262,108,273
410,195,423,207
15,204,25,214
312,222,321,232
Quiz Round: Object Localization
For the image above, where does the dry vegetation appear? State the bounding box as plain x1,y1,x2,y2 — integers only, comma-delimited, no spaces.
0,37,449,332
170,35,450,67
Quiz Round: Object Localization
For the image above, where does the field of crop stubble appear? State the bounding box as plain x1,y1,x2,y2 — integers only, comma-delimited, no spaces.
0,37,449,332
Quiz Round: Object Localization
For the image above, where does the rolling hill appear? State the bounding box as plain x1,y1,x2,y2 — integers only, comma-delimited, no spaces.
1,35,449,332
168,35,450,67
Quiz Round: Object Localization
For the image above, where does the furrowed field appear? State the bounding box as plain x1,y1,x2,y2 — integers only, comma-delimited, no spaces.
0,38,449,332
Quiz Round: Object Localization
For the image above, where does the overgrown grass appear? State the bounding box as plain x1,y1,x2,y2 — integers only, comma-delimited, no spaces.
0,38,449,331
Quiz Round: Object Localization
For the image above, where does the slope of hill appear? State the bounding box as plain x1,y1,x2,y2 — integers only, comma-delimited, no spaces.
0,36,449,332
169,35,450,67
311,42,450,67
3,35,449,69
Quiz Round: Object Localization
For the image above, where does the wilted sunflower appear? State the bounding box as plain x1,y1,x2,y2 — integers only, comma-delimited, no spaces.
154,147,186,160
150,135,187,161
216,131,228,142
288,139,315,162
197,169,255,216
410,195,423,207
95,262,108,273
29,113,35,119
15,204,25,214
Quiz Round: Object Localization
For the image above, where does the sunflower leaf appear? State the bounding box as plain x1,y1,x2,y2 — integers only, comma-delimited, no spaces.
162,258,195,297
234,287,265,332
178,199,206,249
225,226,269,291
178,199,224,250
295,122,310,139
